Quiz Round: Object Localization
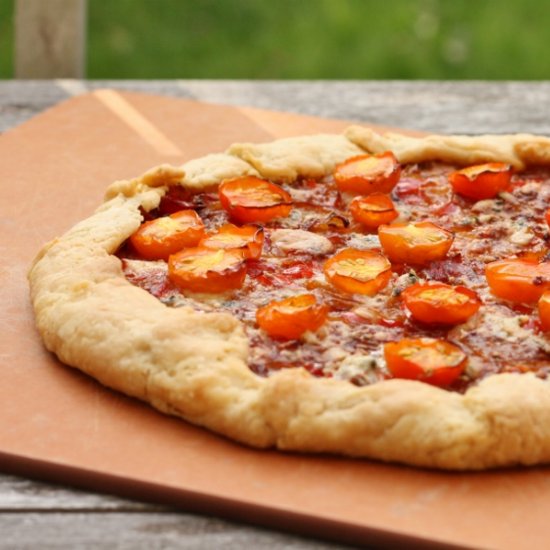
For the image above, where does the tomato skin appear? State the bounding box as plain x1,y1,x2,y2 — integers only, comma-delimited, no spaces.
334,152,401,195
256,294,328,340
200,224,264,259
402,282,481,325
538,291,550,331
486,259,550,303
130,210,205,260
218,176,292,223
168,247,247,293
545,208,550,228
324,248,392,296
349,193,398,228
384,338,467,387
448,162,512,200
378,221,454,265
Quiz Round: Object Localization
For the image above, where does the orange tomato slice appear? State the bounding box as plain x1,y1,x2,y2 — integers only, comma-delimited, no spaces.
448,162,512,200
200,224,264,259
168,247,247,293
401,282,481,325
349,193,398,228
485,258,550,303
324,248,392,295
384,338,467,387
218,176,292,223
538,291,550,331
378,221,454,265
129,210,205,260
334,152,401,194
256,294,328,340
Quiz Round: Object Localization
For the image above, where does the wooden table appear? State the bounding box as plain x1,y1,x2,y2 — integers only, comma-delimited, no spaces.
2,80,549,549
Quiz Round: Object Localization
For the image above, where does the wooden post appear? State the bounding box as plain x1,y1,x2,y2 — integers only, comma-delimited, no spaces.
14,0,87,78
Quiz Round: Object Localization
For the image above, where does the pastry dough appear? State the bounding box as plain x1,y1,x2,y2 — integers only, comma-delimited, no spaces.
29,127,550,470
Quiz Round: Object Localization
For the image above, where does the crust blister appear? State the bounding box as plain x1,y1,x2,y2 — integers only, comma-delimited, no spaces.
28,127,550,470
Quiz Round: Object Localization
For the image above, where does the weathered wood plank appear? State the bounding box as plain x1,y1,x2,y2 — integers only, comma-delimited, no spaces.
1,80,550,134
14,0,87,78
177,80,550,134
0,512,346,550
0,474,163,511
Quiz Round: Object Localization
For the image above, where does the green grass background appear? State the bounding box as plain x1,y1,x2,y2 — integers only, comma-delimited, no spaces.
2,0,550,79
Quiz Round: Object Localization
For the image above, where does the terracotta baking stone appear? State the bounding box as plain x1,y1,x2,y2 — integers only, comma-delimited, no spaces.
1,90,549,549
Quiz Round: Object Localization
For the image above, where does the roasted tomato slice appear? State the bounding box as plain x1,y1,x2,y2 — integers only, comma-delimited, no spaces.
256,294,328,340
200,223,264,259
349,193,398,228
334,152,401,195
130,210,205,260
168,247,247,293
378,221,454,265
538,291,550,331
448,162,512,200
485,258,550,303
384,338,467,387
324,248,391,295
401,282,481,325
218,176,292,223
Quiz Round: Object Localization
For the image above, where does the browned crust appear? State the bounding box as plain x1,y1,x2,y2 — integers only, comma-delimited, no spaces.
28,128,550,470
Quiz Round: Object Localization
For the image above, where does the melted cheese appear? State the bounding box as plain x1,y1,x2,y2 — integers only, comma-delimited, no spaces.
270,229,333,255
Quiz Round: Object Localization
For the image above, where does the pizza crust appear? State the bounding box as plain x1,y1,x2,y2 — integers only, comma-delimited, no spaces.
181,153,260,191
227,134,364,182
28,127,550,470
345,125,550,170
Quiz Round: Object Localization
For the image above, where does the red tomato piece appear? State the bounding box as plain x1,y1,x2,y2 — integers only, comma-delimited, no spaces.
218,176,292,223
168,247,247,293
401,282,481,325
256,294,328,340
448,162,512,200
545,208,550,228
384,338,467,387
200,224,264,259
130,210,205,260
334,152,401,194
378,221,454,265
324,248,392,296
538,291,550,331
485,258,550,303
349,193,398,228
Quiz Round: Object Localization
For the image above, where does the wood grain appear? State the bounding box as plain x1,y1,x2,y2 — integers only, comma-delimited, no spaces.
14,0,87,79
1,80,550,134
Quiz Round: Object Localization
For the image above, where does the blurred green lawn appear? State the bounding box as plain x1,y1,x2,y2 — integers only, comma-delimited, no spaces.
1,0,550,79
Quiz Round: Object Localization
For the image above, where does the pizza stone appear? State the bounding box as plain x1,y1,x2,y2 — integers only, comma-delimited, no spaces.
28,128,550,470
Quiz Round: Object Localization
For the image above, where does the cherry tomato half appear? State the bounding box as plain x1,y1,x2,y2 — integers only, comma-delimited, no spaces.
256,294,328,340
402,282,481,325
218,176,292,223
349,193,398,228
168,247,247,293
324,248,392,295
538,291,550,331
384,338,467,387
200,224,264,259
448,162,512,200
334,152,401,195
378,221,454,265
485,258,550,303
130,210,205,260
